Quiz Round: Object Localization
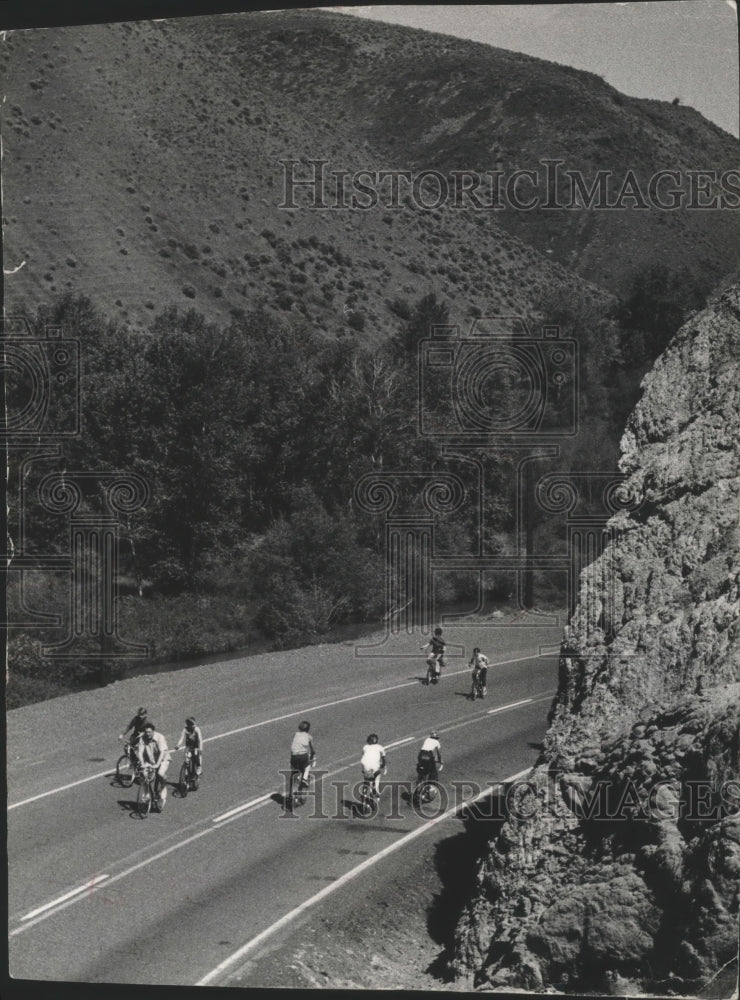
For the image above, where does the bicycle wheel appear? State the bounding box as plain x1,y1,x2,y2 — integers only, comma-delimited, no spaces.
426,782,439,802
355,783,373,818
293,772,306,807
136,780,151,818
116,753,135,787
178,761,189,798
155,784,166,812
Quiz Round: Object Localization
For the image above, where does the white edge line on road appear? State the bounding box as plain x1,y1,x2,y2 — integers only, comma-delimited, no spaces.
8,769,118,810
9,652,549,811
21,875,109,921
196,765,533,987
487,698,532,714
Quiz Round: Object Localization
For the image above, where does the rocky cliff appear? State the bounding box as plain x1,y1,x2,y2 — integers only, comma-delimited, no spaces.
450,286,740,996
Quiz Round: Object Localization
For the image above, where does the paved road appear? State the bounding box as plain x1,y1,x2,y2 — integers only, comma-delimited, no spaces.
8,620,561,985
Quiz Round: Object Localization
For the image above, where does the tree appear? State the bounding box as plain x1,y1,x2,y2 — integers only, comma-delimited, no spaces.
615,264,710,364
391,291,450,356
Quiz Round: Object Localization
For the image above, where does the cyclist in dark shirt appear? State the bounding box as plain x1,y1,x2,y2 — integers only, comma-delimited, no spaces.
421,628,447,683
119,706,148,745
175,716,203,775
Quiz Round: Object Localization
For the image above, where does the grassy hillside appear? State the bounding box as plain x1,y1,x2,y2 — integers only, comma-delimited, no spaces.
3,9,736,334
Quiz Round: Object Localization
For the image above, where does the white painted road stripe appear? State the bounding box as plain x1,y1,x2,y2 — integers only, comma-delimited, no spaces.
8,651,550,810
385,736,414,749
195,766,533,987
21,875,109,921
487,698,532,714
212,793,274,824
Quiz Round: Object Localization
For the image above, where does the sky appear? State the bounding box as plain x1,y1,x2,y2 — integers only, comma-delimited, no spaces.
328,2,739,136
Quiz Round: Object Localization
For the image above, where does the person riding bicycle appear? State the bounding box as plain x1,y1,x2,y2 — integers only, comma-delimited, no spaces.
469,647,490,696
360,733,387,797
289,720,316,794
417,730,443,783
119,706,148,747
136,722,171,803
420,628,446,682
174,716,203,775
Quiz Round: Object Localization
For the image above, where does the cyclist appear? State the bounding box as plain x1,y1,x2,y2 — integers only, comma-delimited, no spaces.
360,733,387,797
417,730,443,783
470,647,490,697
420,627,446,683
119,706,148,746
136,721,171,803
289,720,316,798
174,716,203,775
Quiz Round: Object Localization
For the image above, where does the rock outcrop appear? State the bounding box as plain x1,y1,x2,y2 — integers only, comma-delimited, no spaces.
451,286,740,995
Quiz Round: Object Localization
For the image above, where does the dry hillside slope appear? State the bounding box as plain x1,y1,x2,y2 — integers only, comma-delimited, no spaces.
2,9,737,333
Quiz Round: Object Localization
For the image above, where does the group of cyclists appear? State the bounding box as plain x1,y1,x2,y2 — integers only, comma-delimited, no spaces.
119,707,203,804
287,720,443,807
118,633,491,811
422,629,490,697
287,634,492,807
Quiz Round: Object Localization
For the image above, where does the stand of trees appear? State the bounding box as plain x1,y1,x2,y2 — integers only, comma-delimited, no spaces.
6,269,710,705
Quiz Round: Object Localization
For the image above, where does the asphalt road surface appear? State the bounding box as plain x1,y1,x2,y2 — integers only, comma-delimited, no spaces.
8,619,562,985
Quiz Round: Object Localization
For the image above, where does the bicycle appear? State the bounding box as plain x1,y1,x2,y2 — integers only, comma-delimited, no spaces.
470,671,487,700
412,763,443,807
115,741,137,787
178,747,200,797
354,775,379,818
136,763,165,818
287,759,314,810
425,653,444,686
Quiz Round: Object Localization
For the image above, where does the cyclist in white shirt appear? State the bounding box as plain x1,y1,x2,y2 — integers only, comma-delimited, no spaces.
137,722,171,802
417,731,443,782
290,720,316,788
469,647,490,696
360,734,387,797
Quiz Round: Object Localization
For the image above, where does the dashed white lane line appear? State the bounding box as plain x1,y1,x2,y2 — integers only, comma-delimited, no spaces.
487,698,532,714
385,735,414,749
195,766,533,987
212,793,274,824
9,652,549,810
21,875,110,922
